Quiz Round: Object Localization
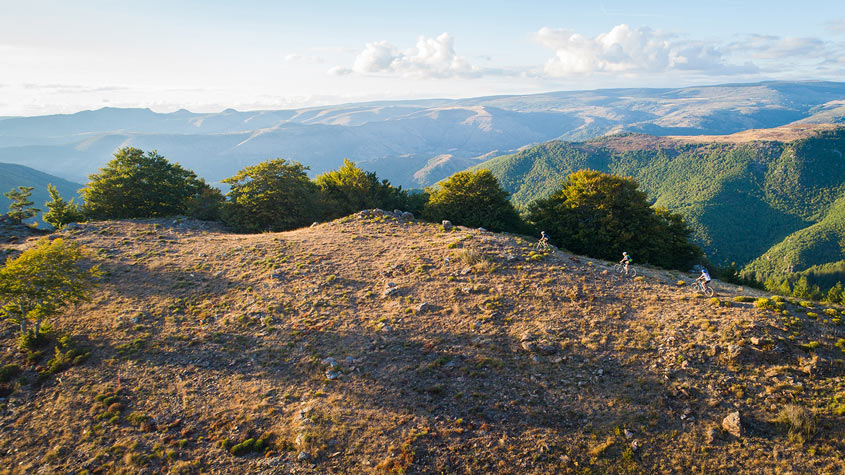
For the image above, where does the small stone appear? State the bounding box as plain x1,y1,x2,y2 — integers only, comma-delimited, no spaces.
750,337,761,346
345,356,355,365
630,440,640,452
442,220,453,231
295,433,305,448
623,429,634,439
722,411,743,438
416,302,431,313
297,451,310,461
325,370,341,380
478,227,487,232
321,357,339,369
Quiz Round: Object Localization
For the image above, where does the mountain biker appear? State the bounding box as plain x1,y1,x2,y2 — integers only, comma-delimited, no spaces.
619,252,632,274
539,231,550,245
696,268,711,288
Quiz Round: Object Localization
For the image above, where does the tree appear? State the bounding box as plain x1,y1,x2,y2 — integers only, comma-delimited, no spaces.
80,147,210,219
222,159,321,232
4,186,39,224
423,170,524,233
825,281,844,304
43,184,84,229
0,238,100,336
527,169,702,269
315,159,410,219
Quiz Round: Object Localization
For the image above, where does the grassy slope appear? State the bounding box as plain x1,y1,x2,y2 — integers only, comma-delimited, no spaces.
474,128,845,272
0,162,82,226
0,216,842,473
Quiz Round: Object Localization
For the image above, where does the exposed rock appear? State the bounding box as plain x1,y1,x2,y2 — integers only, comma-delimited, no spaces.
401,211,414,220
478,227,487,232
442,220,453,231
722,411,743,438
321,357,339,369
297,451,311,461
416,302,431,313
325,370,341,380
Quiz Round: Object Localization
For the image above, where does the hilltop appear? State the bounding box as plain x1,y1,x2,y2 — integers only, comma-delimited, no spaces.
1,81,844,189
0,214,843,473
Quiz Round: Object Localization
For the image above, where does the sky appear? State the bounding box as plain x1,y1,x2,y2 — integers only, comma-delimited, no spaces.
1,0,844,116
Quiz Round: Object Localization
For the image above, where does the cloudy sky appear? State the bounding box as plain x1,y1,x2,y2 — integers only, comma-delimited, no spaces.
2,0,844,116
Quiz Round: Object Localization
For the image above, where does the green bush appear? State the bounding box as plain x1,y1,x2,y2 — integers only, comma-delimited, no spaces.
43,184,84,229
754,298,779,311
0,364,21,383
222,159,321,233
423,170,525,233
733,296,755,302
81,147,213,219
527,170,702,269
316,159,422,219
230,438,256,456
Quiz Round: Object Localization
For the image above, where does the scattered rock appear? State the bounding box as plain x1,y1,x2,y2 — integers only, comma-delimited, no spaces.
442,220,453,231
537,342,557,355
416,302,431,313
630,440,640,452
478,227,487,232
623,428,634,439
721,411,743,438
401,211,414,220
321,357,339,369
325,370,341,380
750,337,761,346
297,451,310,461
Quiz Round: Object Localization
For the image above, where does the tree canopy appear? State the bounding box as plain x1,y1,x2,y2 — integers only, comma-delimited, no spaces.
43,184,84,229
4,186,39,224
527,169,702,269
423,169,524,233
80,147,210,219
222,159,321,232
0,238,100,335
315,159,414,219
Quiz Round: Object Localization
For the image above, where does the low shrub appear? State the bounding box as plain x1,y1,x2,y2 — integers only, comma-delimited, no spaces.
775,404,815,443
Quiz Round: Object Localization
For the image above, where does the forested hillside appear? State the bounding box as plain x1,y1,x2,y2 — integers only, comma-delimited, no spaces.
474,126,845,280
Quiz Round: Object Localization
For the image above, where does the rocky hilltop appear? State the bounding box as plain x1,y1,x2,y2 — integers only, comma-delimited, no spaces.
0,214,843,473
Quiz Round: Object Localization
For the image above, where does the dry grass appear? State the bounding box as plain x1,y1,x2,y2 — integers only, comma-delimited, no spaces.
0,215,842,473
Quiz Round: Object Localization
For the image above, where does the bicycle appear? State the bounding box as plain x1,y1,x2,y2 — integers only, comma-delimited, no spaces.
693,280,714,297
534,238,550,251
613,262,637,278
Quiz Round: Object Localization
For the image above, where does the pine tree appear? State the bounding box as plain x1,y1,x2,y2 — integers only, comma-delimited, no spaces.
43,184,84,229
4,186,39,224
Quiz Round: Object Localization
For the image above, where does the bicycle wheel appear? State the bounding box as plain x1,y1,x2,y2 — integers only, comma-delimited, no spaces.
704,285,714,297
628,267,637,278
614,263,624,274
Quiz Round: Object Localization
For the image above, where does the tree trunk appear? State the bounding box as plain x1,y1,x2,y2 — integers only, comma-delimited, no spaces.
20,319,27,335
33,320,40,335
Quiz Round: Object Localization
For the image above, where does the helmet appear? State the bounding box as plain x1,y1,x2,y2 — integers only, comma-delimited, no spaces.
622,251,628,256
701,268,707,273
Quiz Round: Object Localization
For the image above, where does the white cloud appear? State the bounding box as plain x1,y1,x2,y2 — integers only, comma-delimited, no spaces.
534,24,756,76
827,17,845,34
326,66,352,76
340,33,483,79
284,53,324,64
734,35,827,60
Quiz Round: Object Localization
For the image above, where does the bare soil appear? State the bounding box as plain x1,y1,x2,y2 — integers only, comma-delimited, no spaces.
0,215,843,474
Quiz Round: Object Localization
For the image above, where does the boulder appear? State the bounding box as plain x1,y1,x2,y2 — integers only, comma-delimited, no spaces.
442,220,453,231
722,411,743,438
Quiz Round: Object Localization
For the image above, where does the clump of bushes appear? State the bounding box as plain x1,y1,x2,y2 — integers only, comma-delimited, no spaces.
226,433,273,456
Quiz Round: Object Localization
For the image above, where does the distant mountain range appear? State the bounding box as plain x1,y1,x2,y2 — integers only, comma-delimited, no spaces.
471,125,845,284
1,81,844,189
